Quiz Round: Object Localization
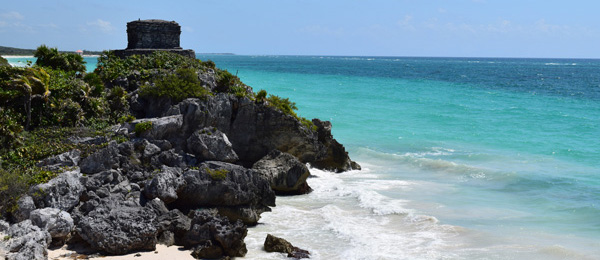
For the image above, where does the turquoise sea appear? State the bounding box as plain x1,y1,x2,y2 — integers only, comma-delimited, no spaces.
5,55,600,259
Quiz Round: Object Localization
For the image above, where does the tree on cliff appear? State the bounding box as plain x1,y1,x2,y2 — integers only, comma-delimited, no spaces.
34,45,86,73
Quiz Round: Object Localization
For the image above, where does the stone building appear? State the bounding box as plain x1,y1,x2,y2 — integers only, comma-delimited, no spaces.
113,19,195,58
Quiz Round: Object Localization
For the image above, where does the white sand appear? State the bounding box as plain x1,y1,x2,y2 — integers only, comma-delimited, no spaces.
48,244,196,260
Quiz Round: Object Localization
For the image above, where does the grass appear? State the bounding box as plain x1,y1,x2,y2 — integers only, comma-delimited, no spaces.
206,168,229,181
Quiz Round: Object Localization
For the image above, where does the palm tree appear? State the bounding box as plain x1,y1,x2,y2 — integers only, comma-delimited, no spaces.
10,68,50,130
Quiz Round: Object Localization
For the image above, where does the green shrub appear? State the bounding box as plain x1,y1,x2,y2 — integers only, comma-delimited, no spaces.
57,98,84,126
134,121,153,136
262,91,316,131
139,67,210,102
0,168,29,215
118,114,136,124
83,72,104,96
107,86,129,122
256,89,267,102
206,168,229,181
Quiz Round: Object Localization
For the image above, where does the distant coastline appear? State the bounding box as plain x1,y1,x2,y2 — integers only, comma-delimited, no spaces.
0,45,103,56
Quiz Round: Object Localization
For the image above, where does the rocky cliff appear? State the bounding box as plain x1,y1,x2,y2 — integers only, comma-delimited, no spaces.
0,52,359,260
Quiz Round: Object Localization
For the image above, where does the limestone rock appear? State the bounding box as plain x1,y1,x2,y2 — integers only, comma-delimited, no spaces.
253,150,312,195
13,196,36,223
36,149,81,171
186,127,238,163
264,234,310,259
132,115,183,141
29,170,84,212
172,161,275,225
29,207,74,244
80,141,120,174
143,166,184,203
76,200,158,255
5,220,51,260
183,209,247,258
228,97,325,166
310,119,361,172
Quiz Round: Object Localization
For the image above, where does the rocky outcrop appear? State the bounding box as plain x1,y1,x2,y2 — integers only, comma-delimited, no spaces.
143,166,184,203
36,149,81,171
28,170,84,212
13,196,35,223
173,161,275,225
264,234,310,259
75,195,159,255
29,207,74,245
184,209,247,258
79,141,120,174
311,119,361,172
4,220,51,260
187,127,239,163
253,150,312,195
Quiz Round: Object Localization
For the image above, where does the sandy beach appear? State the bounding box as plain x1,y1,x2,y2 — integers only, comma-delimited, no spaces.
48,244,196,260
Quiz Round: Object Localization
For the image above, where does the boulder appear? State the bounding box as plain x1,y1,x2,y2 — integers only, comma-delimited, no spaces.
253,150,312,195
144,166,184,203
264,234,310,259
79,141,120,174
80,169,127,192
36,149,81,171
5,220,51,260
29,170,84,212
172,161,275,225
156,209,191,246
29,207,74,244
186,127,239,163
13,196,36,222
76,199,158,255
182,209,247,258
132,115,183,141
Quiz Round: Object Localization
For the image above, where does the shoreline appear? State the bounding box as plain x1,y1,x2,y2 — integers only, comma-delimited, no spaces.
1,55,100,58
48,244,196,260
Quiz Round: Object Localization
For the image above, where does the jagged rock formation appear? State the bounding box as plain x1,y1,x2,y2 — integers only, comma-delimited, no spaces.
253,150,312,195
113,19,195,59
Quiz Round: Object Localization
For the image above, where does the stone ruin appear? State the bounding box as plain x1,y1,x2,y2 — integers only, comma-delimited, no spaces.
113,19,195,58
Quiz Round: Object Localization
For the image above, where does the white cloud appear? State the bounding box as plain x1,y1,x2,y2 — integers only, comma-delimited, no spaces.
87,19,114,33
0,11,24,20
182,26,194,33
397,15,415,31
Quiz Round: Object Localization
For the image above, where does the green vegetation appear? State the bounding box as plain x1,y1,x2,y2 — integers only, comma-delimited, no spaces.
134,121,153,136
140,67,211,102
95,51,208,82
34,45,86,73
0,45,316,217
0,56,9,67
260,90,316,131
206,168,229,181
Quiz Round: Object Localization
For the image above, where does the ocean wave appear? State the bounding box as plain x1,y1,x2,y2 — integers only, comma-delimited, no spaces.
545,62,577,66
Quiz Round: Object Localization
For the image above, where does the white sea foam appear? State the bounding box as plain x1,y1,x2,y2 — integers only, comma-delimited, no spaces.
244,165,461,260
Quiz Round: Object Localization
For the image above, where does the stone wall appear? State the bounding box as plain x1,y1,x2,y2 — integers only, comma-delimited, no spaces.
113,19,195,59
126,19,181,49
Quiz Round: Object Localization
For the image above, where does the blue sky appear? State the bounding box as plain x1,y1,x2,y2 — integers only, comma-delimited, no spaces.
1,0,599,58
